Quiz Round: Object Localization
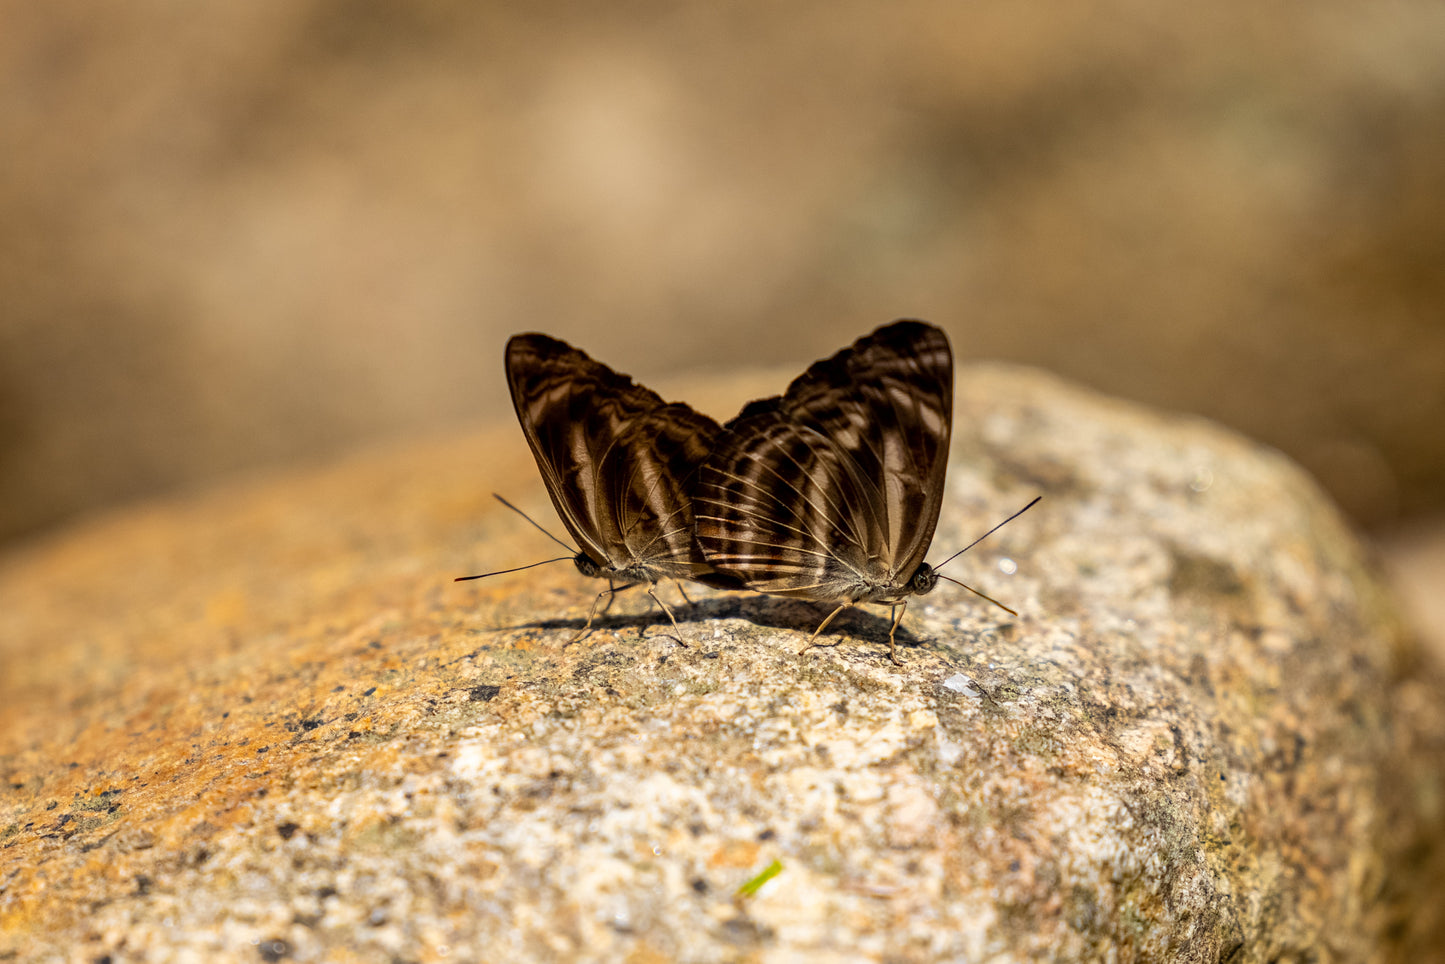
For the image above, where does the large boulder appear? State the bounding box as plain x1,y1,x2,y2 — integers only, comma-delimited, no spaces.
2,365,1442,962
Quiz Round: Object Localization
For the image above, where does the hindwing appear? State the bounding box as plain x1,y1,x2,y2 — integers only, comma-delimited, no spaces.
694,320,953,602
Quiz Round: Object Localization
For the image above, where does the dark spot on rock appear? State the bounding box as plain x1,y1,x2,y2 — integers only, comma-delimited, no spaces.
757,829,776,841
363,687,377,697
990,453,1082,500
332,685,344,692
134,874,152,895
368,640,382,650
256,746,269,754
46,801,58,811
704,651,720,659
317,886,338,899
276,822,300,840
720,915,772,945
257,938,290,961
1168,548,1246,599
300,717,323,731
79,789,123,812
468,684,501,702
1065,885,1099,931
692,877,709,894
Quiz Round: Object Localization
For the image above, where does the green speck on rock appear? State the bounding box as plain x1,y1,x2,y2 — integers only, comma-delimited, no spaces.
737,859,783,896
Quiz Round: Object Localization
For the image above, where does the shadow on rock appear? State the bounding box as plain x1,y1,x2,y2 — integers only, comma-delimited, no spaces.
504,592,924,659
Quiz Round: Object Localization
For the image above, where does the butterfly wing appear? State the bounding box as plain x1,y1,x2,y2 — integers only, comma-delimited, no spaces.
604,401,742,587
694,320,953,600
505,333,728,584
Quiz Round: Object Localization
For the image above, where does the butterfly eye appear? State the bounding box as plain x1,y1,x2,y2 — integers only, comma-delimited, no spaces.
910,564,939,596
572,553,603,578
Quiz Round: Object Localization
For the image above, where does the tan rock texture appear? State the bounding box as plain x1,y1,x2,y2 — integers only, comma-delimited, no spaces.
2,366,1443,963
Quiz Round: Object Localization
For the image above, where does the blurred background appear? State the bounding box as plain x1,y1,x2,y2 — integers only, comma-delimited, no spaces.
1,1,1442,630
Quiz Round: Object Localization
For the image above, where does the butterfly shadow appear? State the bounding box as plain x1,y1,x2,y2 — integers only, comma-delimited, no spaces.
501,585,730,645
499,591,922,657
711,595,925,658
508,608,684,643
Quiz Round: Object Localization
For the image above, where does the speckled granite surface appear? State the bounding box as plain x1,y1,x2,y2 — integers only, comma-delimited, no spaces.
3,366,1443,963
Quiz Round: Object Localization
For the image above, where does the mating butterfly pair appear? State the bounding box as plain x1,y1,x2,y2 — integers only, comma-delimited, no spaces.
465,320,1032,665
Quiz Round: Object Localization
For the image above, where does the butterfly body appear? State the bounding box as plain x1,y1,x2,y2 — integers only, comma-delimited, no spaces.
504,333,739,640
695,320,954,663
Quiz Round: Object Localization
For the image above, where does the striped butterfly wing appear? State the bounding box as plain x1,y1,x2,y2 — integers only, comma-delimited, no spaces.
694,320,953,601
604,401,743,588
505,333,726,586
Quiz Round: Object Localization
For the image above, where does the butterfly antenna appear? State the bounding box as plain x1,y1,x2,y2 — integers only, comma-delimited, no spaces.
493,492,576,553
933,496,1041,572
936,574,1017,617
455,556,575,582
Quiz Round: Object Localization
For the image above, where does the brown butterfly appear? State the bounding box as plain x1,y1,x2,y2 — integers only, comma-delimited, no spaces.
458,333,740,642
694,320,1035,664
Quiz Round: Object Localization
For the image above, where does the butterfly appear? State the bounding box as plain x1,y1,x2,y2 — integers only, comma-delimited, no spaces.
458,333,740,642
694,320,1034,664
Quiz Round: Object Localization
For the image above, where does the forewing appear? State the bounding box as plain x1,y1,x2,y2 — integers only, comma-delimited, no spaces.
506,334,671,567
777,320,953,578
695,320,953,596
506,333,730,584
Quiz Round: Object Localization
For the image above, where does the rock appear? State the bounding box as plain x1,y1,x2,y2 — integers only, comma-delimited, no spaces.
1,365,1442,963
1381,517,1445,667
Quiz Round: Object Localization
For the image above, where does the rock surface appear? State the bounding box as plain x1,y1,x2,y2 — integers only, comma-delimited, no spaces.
2,365,1442,963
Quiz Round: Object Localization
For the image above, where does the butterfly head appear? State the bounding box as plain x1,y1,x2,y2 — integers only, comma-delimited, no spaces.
573,552,605,578
908,562,939,597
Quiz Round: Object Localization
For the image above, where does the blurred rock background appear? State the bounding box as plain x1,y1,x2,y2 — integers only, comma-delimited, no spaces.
1,1,1442,642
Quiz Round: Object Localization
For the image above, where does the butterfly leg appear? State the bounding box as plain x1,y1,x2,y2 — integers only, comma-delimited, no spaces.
569,582,637,645
596,579,620,617
645,584,688,646
885,601,908,666
673,580,694,605
798,603,851,657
